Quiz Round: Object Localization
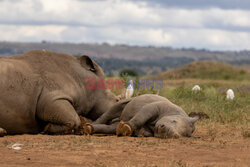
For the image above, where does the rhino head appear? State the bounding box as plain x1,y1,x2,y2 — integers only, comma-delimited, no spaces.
78,55,120,120
154,115,199,138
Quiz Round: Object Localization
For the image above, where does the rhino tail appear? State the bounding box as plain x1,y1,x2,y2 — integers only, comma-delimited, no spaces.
0,127,7,137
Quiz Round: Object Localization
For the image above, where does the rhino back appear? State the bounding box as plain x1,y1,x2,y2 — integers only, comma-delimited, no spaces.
120,94,167,121
14,50,97,115
12,50,84,89
155,101,188,117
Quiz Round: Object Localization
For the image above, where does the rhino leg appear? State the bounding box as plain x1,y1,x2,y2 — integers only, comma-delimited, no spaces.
37,100,81,135
117,103,159,136
83,117,120,135
91,122,119,134
93,98,131,124
0,127,7,137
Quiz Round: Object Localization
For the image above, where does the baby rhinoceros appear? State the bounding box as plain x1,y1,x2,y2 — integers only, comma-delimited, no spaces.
88,94,199,139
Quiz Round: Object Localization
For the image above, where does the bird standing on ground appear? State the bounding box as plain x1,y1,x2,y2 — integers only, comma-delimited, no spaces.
125,80,134,99
192,85,201,91
226,89,234,100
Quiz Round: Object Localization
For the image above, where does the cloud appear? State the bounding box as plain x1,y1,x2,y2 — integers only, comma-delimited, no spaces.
1,0,250,29
0,0,250,51
133,0,250,10
2,24,249,51
0,24,65,41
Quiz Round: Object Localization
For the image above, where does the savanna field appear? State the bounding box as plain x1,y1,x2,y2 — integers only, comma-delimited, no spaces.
0,62,250,167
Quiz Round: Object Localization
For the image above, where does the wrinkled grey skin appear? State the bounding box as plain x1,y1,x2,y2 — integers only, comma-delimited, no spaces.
0,50,117,136
88,98,132,134
90,94,199,138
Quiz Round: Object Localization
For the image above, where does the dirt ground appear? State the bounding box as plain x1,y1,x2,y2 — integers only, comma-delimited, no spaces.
0,124,249,167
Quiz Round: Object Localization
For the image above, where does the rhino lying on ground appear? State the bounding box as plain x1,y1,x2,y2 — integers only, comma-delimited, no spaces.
85,94,199,138
0,50,119,137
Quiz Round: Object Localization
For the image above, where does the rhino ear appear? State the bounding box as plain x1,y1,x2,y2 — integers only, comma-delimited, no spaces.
78,55,96,72
188,116,199,124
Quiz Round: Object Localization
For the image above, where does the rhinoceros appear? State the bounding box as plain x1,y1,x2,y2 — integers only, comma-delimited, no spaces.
0,50,119,136
85,94,199,138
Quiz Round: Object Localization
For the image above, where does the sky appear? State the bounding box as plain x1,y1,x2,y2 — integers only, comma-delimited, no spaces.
0,0,250,51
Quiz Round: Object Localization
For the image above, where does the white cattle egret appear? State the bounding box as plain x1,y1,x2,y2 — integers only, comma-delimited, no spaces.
125,80,134,99
192,85,201,91
156,89,160,95
226,89,234,100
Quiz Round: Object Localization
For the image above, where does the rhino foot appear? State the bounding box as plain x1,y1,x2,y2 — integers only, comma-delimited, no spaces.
116,121,132,136
0,128,7,137
76,123,93,135
42,123,75,135
84,124,93,135
41,123,51,134
75,116,93,135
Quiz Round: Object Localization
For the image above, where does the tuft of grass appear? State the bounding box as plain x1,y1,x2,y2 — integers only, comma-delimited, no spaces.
241,128,250,138
136,138,157,146
207,126,218,141
168,160,192,167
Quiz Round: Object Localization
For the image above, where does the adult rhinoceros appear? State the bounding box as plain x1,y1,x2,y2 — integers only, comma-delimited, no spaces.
0,50,119,136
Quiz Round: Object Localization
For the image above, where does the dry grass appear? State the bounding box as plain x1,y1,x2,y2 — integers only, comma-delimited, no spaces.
150,61,250,81
242,128,250,138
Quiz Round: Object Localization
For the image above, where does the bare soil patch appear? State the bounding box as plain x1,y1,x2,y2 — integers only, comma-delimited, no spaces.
0,124,249,167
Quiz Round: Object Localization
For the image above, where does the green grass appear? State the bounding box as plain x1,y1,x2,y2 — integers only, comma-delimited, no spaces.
158,81,250,127
112,79,250,128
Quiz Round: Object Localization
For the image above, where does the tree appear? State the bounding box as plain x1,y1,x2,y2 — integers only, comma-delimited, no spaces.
119,69,138,77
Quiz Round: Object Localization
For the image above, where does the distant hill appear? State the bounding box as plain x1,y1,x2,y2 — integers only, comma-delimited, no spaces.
151,61,250,81
0,41,250,75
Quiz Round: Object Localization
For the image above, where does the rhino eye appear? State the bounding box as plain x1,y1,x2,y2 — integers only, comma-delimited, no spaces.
172,120,177,123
